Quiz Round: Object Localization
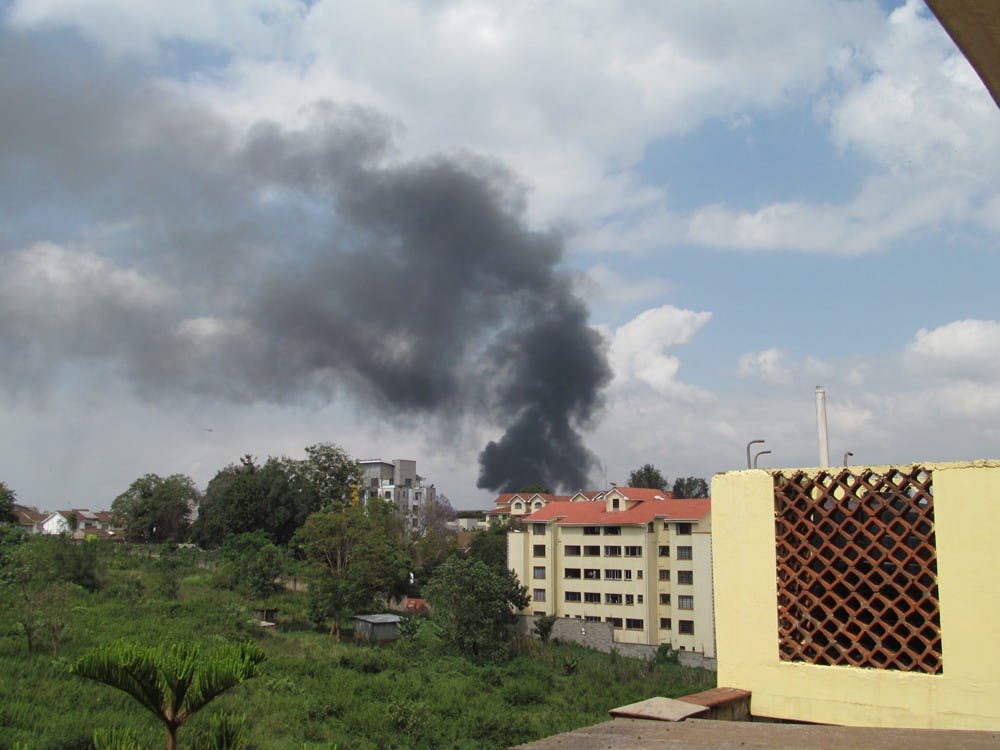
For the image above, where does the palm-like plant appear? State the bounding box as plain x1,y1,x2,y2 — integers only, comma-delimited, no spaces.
72,640,265,750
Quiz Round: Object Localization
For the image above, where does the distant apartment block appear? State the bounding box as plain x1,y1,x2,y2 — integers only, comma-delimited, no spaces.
507,486,714,657
358,459,436,531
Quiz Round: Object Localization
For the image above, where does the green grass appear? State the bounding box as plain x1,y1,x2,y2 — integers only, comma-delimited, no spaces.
0,545,714,749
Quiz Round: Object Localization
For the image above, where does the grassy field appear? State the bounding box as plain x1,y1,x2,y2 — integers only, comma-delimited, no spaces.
0,543,714,749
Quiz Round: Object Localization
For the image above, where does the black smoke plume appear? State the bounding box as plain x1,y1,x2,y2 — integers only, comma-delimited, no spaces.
0,28,611,492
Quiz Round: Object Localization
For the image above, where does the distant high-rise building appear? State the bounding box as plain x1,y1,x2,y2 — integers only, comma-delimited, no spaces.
358,458,436,531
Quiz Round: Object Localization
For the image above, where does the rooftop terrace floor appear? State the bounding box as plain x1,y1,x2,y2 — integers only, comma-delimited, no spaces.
512,717,1000,750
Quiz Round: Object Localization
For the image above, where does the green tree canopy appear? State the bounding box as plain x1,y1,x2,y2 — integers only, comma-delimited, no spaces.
112,474,200,543
302,442,363,510
423,556,529,661
519,483,552,495
293,500,409,638
626,464,668,491
192,455,320,548
1,481,18,523
672,476,710,498
72,640,265,750
217,530,287,600
467,521,509,576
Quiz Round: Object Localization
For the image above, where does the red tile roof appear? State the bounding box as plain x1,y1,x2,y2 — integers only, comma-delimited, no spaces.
524,497,710,525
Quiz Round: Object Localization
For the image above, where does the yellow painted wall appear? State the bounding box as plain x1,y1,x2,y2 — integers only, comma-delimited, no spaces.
712,461,1000,730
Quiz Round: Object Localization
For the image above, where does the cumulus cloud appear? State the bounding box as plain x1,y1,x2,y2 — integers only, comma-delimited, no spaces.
687,0,999,254
906,319,1000,381
609,305,711,397
739,348,792,385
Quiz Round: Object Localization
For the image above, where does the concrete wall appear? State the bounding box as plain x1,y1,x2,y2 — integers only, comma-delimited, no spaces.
517,615,716,670
712,461,1000,730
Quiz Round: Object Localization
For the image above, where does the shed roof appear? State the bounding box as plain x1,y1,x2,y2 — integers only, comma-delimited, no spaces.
352,614,403,624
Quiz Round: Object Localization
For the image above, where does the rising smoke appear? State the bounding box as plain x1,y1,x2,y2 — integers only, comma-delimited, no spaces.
0,29,611,492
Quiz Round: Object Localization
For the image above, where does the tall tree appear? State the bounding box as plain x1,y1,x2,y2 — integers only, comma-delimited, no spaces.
672,476,710,498
293,500,409,638
0,481,17,523
627,464,668,491
112,474,200,543
72,640,265,750
302,443,363,510
424,556,529,661
192,455,321,547
467,521,510,575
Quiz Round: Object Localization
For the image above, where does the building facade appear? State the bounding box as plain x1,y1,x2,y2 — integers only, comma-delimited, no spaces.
358,459,436,531
508,486,714,656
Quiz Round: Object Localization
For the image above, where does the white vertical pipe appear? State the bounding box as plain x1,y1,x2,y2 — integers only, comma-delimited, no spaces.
815,386,830,467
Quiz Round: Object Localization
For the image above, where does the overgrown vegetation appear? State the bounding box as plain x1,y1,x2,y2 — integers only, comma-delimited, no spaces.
0,539,714,749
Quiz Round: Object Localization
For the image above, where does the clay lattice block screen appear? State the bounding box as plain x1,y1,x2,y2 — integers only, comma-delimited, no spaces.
773,467,942,674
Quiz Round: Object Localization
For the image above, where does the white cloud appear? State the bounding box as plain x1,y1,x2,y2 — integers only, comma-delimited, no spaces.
906,319,1000,381
9,0,893,250
739,348,792,385
687,0,999,254
608,305,711,397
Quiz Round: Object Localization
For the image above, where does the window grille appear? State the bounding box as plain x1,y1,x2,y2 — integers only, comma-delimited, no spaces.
774,467,942,674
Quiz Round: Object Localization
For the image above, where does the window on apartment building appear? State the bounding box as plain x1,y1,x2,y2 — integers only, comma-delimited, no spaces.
533,544,546,557
583,526,600,535
384,491,392,499
415,492,422,501
513,502,523,511
637,570,643,580
624,546,642,557
678,595,694,610
583,545,600,556
605,593,623,605
532,566,545,579
658,545,670,557
626,618,644,630
584,568,600,580
533,589,546,603
677,570,694,585
604,526,621,535
679,620,695,635
606,616,623,628
637,594,644,604
533,523,546,534
533,502,543,510
565,591,582,602
658,569,670,581
612,497,620,510
659,593,671,605
603,545,622,557
660,618,672,630
676,523,692,535
584,615,601,622
584,592,601,603
565,545,581,556
625,594,634,606
564,568,581,579
676,546,693,560
647,521,654,532
604,569,623,581
624,569,632,581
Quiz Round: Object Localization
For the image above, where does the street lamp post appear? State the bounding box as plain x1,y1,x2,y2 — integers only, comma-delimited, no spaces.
746,439,765,469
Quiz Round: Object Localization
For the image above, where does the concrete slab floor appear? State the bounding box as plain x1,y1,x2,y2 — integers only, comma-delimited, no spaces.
510,718,1000,749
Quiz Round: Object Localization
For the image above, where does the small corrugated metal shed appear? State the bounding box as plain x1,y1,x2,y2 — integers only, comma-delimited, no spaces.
352,613,402,643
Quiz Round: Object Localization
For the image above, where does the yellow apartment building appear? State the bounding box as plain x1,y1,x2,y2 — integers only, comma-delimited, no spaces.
507,486,715,656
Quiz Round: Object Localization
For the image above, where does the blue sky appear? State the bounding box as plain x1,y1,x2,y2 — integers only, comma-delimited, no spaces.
1,0,997,511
